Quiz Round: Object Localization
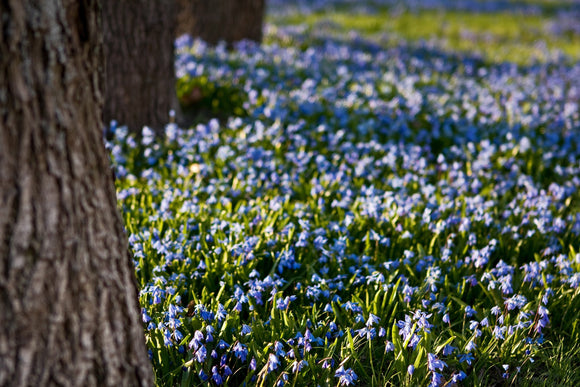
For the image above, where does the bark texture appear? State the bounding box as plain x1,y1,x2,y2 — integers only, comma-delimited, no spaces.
103,0,177,133
0,1,154,386
176,0,265,45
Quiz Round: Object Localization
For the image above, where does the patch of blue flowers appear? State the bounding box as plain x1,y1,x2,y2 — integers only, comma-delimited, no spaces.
108,3,580,386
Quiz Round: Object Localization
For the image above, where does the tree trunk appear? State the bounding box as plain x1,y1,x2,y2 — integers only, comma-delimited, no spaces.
103,0,178,133
0,1,154,386
176,0,265,46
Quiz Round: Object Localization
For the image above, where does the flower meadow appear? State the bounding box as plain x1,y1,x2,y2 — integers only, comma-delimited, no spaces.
108,2,580,386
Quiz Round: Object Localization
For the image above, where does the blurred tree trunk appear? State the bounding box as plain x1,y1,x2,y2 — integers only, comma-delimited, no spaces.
0,1,154,386
176,0,265,45
103,0,178,133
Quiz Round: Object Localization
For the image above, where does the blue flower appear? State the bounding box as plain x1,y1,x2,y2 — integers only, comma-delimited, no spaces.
465,305,477,317
502,364,509,379
162,328,172,347
292,360,308,373
217,339,229,350
241,324,252,335
429,372,444,387
267,353,280,373
212,366,223,385
199,369,209,381
366,313,380,327
232,342,248,362
427,353,447,372
442,344,456,356
195,344,207,363
458,352,474,365
452,371,467,383
274,341,285,357
335,366,358,386
465,340,477,352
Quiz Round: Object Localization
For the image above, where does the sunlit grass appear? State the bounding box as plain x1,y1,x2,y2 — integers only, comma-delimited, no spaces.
268,8,580,64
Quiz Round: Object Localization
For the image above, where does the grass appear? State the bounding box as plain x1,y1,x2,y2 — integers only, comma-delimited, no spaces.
268,6,580,65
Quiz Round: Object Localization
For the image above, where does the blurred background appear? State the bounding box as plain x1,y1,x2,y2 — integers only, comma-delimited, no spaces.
265,0,580,65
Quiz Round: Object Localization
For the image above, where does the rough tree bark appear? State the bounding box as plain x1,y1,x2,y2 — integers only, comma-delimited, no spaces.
103,0,178,133
0,1,154,386
176,0,265,45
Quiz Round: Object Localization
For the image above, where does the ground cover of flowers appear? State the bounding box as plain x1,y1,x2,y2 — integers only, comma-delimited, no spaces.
108,2,580,386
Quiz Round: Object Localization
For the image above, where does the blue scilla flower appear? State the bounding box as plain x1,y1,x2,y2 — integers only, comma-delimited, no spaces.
188,330,203,350
452,371,467,383
397,315,414,341
366,313,380,327
277,295,297,310
429,371,444,387
427,353,447,372
443,344,456,356
413,310,433,333
195,344,207,363
198,369,209,382
241,324,252,335
465,340,477,352
292,360,308,373
211,366,223,385
505,294,527,311
142,308,151,323
493,325,506,340
275,372,288,387
167,304,183,319
194,304,215,321
267,353,280,373
162,328,172,347
173,329,183,342
458,352,474,365
356,327,376,341
442,313,450,324
408,334,422,350
335,366,358,386
217,339,229,350
216,303,227,322
465,305,477,317
343,301,362,314
274,341,285,357
152,286,165,305
205,325,214,342
296,230,310,247
535,313,550,333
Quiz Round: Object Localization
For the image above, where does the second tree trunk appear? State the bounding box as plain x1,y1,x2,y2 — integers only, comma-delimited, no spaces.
176,0,265,46
103,0,178,133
